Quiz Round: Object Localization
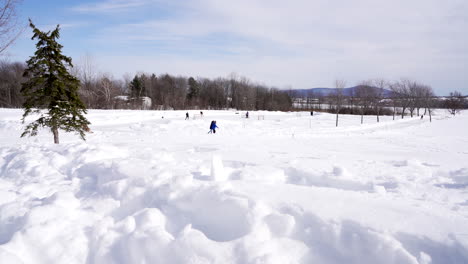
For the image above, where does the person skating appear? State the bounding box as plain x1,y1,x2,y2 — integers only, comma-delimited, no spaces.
185,112,189,120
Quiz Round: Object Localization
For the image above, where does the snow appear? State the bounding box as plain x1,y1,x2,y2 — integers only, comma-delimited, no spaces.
0,108,468,263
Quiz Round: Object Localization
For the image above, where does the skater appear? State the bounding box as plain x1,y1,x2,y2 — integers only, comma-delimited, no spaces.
420,115,424,120
185,112,189,120
208,120,218,134
200,111,204,117
310,111,314,116
246,111,249,118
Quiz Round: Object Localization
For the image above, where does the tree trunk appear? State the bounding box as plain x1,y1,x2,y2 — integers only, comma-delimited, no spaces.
360,106,364,124
377,107,380,123
427,104,432,122
52,126,59,144
336,110,339,127
7,88,11,106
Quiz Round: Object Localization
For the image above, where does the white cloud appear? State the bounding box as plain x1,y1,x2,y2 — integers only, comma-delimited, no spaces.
72,0,155,13
73,0,468,93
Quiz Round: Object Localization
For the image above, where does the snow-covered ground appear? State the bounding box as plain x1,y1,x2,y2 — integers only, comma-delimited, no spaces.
0,108,467,264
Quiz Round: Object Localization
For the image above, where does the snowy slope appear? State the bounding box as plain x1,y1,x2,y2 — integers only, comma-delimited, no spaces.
0,109,467,264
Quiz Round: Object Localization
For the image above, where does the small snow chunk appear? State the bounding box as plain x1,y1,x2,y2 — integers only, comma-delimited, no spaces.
419,251,432,264
116,216,136,234
264,213,296,236
179,224,193,237
332,166,351,177
44,191,80,209
134,208,167,230
373,185,387,194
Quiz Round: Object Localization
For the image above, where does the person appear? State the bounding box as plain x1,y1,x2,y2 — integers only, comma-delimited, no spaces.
420,115,424,120
310,111,314,116
200,111,204,117
185,112,189,120
208,120,218,134
246,111,249,118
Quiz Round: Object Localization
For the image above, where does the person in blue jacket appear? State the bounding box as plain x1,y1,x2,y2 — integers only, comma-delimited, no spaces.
208,120,218,134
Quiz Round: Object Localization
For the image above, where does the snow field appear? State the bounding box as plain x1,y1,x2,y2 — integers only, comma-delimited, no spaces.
0,108,468,263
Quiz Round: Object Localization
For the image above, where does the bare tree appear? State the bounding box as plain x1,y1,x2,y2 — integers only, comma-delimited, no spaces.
96,73,120,109
356,80,375,124
348,87,357,114
0,0,23,54
421,85,435,122
414,84,426,116
306,90,314,110
389,82,399,120
331,79,346,127
173,75,188,109
445,91,465,115
407,80,419,118
391,79,413,119
317,94,324,111
0,59,25,107
159,74,175,109
373,78,387,122
76,54,98,108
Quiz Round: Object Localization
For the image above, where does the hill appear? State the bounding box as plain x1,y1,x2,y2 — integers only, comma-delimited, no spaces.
289,86,395,98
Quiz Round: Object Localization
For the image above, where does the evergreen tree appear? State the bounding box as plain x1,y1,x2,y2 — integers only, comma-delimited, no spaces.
21,20,90,144
187,77,199,100
130,74,144,98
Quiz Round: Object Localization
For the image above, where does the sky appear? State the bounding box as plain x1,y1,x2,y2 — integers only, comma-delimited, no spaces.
3,0,468,95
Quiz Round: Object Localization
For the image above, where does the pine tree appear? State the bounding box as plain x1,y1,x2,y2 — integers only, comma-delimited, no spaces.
21,20,90,144
187,77,199,100
130,74,144,98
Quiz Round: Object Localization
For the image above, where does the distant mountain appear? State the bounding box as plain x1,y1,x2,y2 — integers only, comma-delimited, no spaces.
288,86,395,98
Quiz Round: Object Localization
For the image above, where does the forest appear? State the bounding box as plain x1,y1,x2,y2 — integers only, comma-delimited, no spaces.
0,60,292,111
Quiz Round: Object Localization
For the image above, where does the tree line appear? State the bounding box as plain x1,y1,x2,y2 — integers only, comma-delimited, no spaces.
291,78,467,126
2,59,466,118
0,60,292,111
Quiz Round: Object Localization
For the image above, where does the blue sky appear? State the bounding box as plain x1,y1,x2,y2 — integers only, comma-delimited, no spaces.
4,0,468,95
